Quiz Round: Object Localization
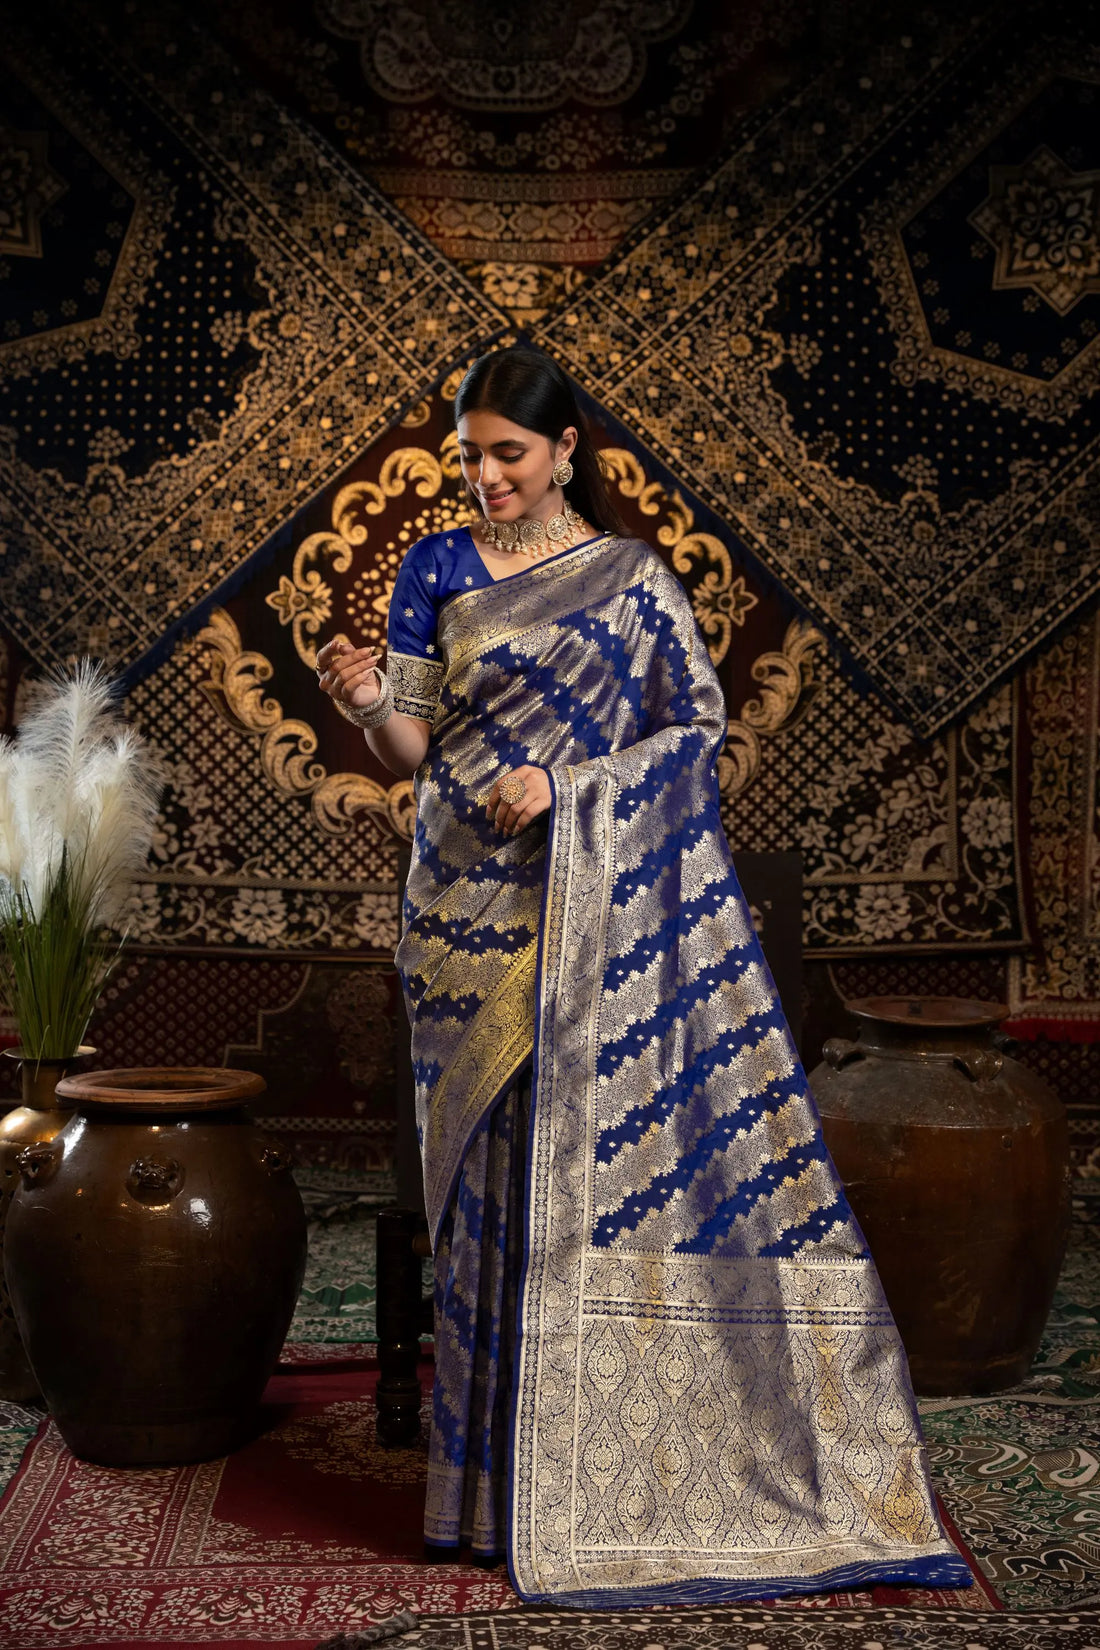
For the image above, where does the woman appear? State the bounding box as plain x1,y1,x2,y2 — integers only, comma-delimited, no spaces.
315,347,968,1606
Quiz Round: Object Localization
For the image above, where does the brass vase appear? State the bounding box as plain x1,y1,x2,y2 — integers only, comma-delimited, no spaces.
0,1046,93,1401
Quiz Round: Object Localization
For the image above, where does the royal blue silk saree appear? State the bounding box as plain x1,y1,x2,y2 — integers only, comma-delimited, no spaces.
391,532,968,1605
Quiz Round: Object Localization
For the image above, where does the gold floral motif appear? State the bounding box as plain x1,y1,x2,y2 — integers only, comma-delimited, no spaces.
268,448,449,669
266,572,333,637
0,127,66,259
198,608,414,839
315,0,692,113
531,31,1100,736
718,620,827,798
599,448,678,525
971,147,1100,317
672,540,757,663
0,108,175,382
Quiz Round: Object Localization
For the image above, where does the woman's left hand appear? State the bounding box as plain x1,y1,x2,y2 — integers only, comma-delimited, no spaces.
486,765,551,836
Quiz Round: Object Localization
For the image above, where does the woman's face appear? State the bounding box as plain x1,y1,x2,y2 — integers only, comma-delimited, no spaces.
457,410,576,523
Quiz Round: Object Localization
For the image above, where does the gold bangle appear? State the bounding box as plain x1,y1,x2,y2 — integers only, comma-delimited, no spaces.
333,669,392,729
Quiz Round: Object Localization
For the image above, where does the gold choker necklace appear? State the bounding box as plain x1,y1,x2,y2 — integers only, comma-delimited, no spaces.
480,498,584,558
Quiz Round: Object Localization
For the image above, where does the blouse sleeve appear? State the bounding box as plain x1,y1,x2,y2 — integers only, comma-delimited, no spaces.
387,539,446,723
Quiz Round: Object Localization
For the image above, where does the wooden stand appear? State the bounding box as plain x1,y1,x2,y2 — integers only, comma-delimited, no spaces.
374,1206,431,1446
375,845,433,1447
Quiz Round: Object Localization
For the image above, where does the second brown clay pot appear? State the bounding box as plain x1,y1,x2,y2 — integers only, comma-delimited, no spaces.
811,997,1071,1396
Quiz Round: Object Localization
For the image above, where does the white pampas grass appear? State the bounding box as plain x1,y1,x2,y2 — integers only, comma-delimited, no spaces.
0,662,164,1059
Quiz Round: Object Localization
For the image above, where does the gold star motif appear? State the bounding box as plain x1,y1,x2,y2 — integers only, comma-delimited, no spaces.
264,573,331,628
971,146,1100,316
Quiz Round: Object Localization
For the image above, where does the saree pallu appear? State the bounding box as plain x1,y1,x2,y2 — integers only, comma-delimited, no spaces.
395,535,968,1606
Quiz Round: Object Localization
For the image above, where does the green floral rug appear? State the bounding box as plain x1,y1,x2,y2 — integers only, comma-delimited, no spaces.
287,1166,397,1347
919,1181,1100,1610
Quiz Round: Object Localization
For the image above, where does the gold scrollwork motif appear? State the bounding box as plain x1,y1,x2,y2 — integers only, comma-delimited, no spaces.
439,429,463,480
719,620,827,798
598,448,677,525
672,535,757,665
198,608,415,839
266,447,447,668
600,449,757,666
271,437,761,679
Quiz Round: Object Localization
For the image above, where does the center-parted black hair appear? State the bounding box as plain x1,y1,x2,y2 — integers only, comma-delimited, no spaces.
453,346,626,536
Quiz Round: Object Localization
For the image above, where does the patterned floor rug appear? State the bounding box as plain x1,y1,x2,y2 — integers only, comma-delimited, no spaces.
0,1364,515,1649
276,1173,1100,1616
331,1605,1100,1649
0,1173,1094,1643
283,1171,1100,1613
0,1362,994,1650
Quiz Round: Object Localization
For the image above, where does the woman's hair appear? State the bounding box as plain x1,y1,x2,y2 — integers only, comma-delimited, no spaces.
453,346,626,536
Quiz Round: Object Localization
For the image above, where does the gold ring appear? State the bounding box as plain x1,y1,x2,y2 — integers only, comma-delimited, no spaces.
499,774,526,806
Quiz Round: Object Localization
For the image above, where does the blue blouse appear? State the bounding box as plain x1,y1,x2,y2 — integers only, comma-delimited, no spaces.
386,526,604,721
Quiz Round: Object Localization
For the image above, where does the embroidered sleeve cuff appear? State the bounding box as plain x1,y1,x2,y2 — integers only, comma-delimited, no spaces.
389,650,444,721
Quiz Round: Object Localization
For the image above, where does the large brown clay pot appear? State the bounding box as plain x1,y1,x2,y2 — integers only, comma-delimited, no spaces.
810,997,1071,1396
0,1047,93,1402
5,1067,306,1465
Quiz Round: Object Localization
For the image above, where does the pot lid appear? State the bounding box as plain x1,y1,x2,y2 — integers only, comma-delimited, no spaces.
54,1066,266,1110
845,996,1009,1028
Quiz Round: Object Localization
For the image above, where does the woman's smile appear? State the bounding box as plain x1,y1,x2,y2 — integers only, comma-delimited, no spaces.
482,486,515,509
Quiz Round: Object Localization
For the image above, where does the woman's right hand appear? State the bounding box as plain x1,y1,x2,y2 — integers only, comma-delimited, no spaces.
315,638,382,710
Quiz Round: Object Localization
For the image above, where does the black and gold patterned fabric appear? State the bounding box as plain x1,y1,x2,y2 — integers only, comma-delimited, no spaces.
535,12,1100,736
0,0,505,676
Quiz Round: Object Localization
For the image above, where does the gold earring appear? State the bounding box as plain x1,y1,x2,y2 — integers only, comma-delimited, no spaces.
552,458,573,486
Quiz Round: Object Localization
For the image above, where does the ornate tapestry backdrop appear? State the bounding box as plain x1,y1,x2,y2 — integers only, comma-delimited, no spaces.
198,0,817,325
113,386,1026,961
0,0,1098,1169
535,10,1100,735
0,0,505,678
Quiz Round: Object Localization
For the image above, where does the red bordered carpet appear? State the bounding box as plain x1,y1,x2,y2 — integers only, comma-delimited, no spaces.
0,1359,998,1649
